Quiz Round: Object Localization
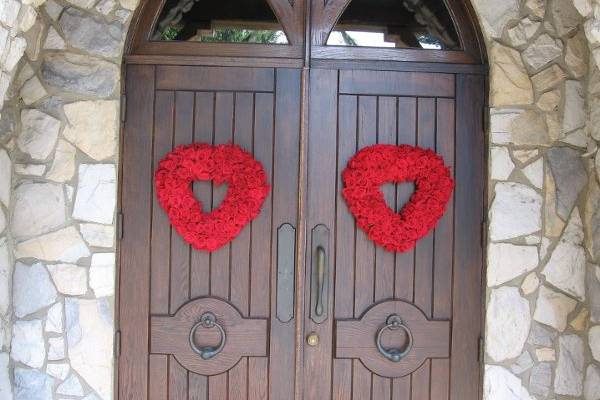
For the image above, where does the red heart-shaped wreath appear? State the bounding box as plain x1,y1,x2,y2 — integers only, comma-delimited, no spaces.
342,144,454,253
154,143,270,252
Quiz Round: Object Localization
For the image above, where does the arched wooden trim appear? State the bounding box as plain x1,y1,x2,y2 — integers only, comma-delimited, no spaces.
310,0,486,64
126,0,306,59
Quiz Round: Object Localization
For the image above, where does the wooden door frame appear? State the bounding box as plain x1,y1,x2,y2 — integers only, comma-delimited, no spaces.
117,0,488,399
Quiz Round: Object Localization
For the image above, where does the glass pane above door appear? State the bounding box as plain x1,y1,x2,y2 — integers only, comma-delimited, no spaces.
152,0,289,44
326,0,461,50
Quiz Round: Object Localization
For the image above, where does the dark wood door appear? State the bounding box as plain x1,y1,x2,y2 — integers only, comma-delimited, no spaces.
120,3,486,399
302,69,485,400
119,65,302,400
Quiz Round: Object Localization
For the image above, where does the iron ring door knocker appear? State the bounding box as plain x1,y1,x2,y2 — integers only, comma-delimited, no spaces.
375,314,414,362
189,312,226,360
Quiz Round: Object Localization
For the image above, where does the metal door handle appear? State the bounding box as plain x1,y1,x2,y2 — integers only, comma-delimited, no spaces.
189,312,226,360
376,315,413,363
315,246,326,317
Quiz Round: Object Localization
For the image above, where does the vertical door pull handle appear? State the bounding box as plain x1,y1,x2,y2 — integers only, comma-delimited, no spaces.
315,246,326,317
310,224,329,324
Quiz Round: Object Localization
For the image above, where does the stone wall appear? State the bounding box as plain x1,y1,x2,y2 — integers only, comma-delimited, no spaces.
472,0,600,398
0,0,136,398
0,0,598,399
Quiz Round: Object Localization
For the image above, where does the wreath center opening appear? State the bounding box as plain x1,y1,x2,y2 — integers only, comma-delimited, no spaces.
381,182,415,213
192,181,229,213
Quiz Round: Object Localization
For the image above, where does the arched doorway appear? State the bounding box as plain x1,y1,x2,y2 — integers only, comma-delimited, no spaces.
118,1,487,398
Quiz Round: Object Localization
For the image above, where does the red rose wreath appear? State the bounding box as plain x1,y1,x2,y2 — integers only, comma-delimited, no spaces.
155,143,270,252
342,144,454,253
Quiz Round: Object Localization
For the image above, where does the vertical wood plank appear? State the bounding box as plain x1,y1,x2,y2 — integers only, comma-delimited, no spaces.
352,95,378,399
208,373,228,400
375,96,396,303
353,95,377,318
210,92,234,300
334,95,357,321
373,375,392,400
394,97,417,302
392,377,411,400
333,94,358,400
250,93,274,319
433,98,455,320
430,359,450,400
189,373,208,400
248,92,274,398
119,64,154,400
191,92,215,299
352,361,371,400
149,355,168,400
270,68,301,400
170,91,194,314
227,92,254,400
169,356,189,400
151,91,174,315
332,359,352,400
228,359,248,399
430,98,455,400
248,358,269,400
411,360,431,400
210,91,234,397
231,92,254,317
304,68,337,400
414,97,436,317
450,75,485,400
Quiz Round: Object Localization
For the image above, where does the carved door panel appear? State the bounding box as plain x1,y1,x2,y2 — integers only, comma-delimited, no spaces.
119,64,302,400
303,69,485,400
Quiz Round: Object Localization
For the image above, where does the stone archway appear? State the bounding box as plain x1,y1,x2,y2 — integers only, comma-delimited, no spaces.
0,0,599,399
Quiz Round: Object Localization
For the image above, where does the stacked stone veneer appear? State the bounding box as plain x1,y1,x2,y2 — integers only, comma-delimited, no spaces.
472,0,600,398
0,0,599,399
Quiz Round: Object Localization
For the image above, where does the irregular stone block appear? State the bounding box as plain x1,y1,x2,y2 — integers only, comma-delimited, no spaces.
11,320,45,368
591,325,600,362
486,287,531,362
63,100,118,161
490,147,514,180
523,34,564,71
17,109,60,161
47,264,88,296
542,209,586,300
90,253,115,297
59,8,124,58
73,164,116,224
80,223,115,248
15,226,90,263
489,182,542,241
66,298,114,399
555,334,584,396
42,53,118,98
562,80,586,133
490,43,534,106
484,365,534,400
13,367,53,400
533,285,577,331
11,182,66,239
487,243,538,286
585,364,600,400
547,147,586,220
13,262,57,318
529,362,551,396
46,139,76,183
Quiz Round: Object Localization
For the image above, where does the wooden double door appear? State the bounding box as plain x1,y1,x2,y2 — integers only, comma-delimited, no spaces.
119,61,485,400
